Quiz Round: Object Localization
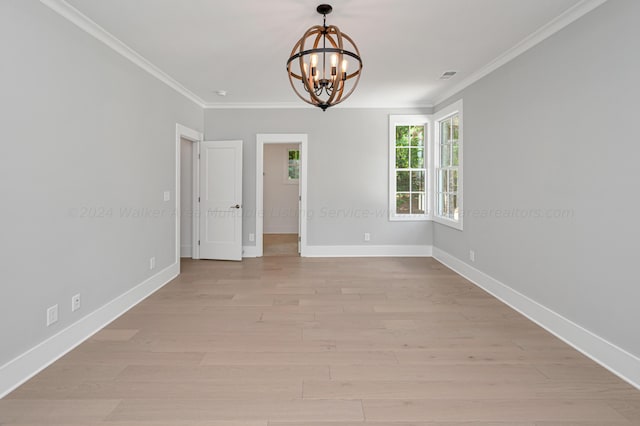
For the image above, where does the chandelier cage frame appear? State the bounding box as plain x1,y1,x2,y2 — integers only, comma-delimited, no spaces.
286,4,363,111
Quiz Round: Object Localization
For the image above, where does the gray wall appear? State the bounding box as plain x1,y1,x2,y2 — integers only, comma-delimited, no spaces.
204,108,433,247
434,0,640,357
0,1,203,366
264,143,299,234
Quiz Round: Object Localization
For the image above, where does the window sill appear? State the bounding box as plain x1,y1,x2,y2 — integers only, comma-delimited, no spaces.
389,214,430,222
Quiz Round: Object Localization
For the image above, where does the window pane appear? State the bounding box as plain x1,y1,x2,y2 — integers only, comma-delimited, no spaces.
440,143,450,167
396,193,410,214
449,170,458,193
451,194,459,220
437,192,446,216
410,125,424,147
411,171,424,192
396,148,409,168
443,193,452,217
438,169,448,193
410,148,424,168
441,120,451,144
452,143,459,166
288,150,300,180
395,126,409,147
452,116,459,140
288,162,299,180
411,193,425,214
396,171,410,192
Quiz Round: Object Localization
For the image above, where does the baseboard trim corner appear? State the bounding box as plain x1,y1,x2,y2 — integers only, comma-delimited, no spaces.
180,245,192,258
242,245,259,258
0,262,179,398
432,247,640,390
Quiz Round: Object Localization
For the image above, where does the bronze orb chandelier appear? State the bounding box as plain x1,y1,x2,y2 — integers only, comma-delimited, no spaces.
286,4,363,111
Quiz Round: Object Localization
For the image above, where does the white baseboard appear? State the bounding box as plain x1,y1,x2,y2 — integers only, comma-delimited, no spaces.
304,245,432,257
0,262,179,398
242,245,259,258
432,247,640,390
180,245,192,258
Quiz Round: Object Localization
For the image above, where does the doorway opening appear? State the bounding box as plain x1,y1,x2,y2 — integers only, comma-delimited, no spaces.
175,124,202,268
263,143,300,256
256,134,308,257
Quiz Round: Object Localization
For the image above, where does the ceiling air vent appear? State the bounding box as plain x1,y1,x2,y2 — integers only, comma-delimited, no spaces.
439,71,457,80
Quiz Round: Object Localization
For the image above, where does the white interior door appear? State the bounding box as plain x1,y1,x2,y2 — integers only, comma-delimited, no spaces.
199,140,243,261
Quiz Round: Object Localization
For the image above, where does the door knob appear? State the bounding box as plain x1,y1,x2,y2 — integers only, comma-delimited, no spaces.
230,204,241,209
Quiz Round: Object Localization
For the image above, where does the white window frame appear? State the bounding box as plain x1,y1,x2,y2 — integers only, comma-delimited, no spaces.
388,101,463,228
388,115,431,221
433,99,463,230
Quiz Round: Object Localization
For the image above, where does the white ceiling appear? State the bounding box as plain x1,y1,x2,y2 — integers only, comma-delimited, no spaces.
64,0,586,108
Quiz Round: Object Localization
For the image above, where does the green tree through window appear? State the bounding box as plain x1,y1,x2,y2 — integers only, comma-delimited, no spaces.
394,124,426,215
288,149,300,181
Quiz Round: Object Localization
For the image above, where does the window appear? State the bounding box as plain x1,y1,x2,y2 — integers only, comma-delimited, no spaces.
285,149,300,183
389,115,429,220
388,101,462,229
434,100,463,229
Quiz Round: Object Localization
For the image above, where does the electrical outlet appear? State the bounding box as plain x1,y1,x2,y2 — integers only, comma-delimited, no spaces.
249,233,255,242
149,257,156,270
364,232,371,242
163,190,170,201
46,304,58,327
469,250,476,262
71,294,81,312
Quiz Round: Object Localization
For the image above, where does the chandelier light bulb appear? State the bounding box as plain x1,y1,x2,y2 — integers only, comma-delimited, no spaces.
330,54,338,78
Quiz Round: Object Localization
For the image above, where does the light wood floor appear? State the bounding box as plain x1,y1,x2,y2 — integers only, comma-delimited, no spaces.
263,234,298,257
2,257,639,425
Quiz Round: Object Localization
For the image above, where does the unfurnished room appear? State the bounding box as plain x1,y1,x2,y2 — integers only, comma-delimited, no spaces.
1,0,639,424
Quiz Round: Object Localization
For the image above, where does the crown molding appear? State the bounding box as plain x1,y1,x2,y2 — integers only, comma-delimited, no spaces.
39,0,206,108
433,0,609,106
203,102,435,110
204,102,312,109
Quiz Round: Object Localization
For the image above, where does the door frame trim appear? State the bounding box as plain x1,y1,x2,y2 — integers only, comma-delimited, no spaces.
256,134,308,257
175,124,203,266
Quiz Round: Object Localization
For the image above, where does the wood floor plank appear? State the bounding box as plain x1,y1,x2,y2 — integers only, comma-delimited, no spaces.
303,380,639,400
268,423,535,426
56,350,205,366
329,364,548,381
65,380,302,400
393,347,592,365
361,399,628,422
201,351,398,365
114,365,329,383
90,329,140,341
105,399,364,422
3,422,266,426
0,399,120,423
